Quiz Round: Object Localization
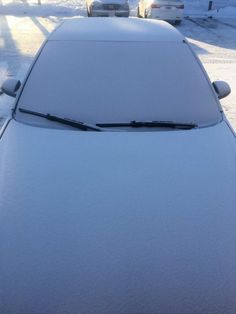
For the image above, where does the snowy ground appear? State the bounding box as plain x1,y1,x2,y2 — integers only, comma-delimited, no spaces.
1,0,236,17
0,1,236,130
179,17,236,130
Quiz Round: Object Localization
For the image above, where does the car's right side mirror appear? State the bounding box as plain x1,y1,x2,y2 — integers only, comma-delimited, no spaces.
1,78,21,97
212,81,231,99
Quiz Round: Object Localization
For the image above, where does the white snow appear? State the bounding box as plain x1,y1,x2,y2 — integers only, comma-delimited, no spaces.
0,0,85,16
212,5,236,17
1,118,236,313
0,0,236,17
0,0,236,130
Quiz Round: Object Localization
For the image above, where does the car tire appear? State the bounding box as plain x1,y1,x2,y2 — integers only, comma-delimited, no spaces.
175,20,181,25
137,7,142,18
87,8,91,17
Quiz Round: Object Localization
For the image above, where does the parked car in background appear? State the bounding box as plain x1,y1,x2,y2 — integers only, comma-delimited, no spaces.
137,0,184,24
86,0,129,17
1,18,236,313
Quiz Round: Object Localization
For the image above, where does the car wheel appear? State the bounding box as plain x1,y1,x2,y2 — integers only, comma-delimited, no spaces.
137,7,142,18
175,20,181,25
87,7,91,17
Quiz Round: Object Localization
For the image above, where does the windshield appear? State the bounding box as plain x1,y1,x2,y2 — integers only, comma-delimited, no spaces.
16,41,221,128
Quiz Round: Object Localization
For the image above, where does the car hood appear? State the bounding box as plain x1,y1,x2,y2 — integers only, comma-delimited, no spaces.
1,120,236,313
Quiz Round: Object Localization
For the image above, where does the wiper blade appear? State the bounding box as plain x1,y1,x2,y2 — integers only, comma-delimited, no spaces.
18,108,102,131
96,120,197,130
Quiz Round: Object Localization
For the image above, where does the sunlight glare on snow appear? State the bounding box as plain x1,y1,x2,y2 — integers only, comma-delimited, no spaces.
4,16,54,56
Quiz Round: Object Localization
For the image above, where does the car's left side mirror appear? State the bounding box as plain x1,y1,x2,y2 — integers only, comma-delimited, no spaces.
1,78,21,97
212,81,231,99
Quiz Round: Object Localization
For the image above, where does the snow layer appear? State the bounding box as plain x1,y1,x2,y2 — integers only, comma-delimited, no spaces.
185,0,236,16
0,2,236,130
1,119,236,313
0,0,236,17
0,0,85,17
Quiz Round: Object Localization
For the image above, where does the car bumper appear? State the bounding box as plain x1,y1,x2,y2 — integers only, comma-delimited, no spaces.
90,9,129,17
147,8,183,20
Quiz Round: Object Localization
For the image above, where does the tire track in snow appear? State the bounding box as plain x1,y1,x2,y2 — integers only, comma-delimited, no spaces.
185,17,221,38
182,18,236,65
215,20,236,30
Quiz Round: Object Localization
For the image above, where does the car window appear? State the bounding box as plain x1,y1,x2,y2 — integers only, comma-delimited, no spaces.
16,41,221,128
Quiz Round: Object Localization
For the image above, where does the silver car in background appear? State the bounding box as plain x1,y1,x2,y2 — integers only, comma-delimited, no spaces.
86,0,129,17
138,0,184,24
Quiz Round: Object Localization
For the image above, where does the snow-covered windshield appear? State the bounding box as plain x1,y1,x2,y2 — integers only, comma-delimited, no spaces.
16,40,221,127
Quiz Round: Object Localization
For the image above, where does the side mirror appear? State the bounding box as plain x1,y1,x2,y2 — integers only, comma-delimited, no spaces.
1,78,21,97
212,81,231,99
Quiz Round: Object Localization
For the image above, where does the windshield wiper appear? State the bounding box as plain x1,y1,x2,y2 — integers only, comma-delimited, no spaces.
96,121,197,130
18,108,102,131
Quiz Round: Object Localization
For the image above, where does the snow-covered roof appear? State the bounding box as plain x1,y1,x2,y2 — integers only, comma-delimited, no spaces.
49,17,185,42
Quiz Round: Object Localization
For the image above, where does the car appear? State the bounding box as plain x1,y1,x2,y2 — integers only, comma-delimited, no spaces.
1,17,236,313
137,0,184,24
86,0,129,17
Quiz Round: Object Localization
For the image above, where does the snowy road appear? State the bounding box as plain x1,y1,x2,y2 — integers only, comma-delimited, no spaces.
0,15,236,130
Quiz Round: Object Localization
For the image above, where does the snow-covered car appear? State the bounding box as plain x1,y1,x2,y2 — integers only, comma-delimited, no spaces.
1,18,236,313
86,0,129,17
137,0,184,23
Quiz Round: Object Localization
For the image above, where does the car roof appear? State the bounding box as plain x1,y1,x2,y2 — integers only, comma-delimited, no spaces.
49,17,185,42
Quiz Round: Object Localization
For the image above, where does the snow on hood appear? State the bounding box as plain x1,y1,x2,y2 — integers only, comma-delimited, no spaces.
0,120,236,313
